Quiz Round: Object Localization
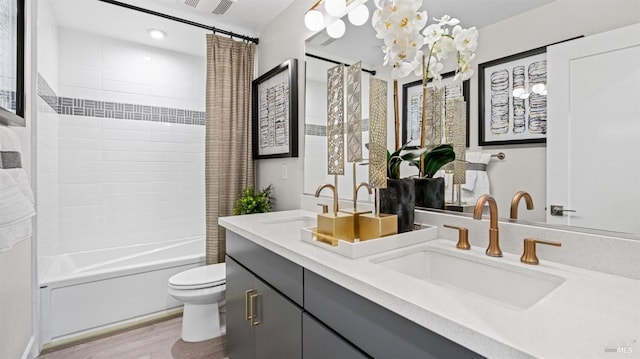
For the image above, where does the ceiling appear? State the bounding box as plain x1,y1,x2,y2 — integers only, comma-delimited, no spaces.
50,0,556,61
306,0,556,70
50,0,297,57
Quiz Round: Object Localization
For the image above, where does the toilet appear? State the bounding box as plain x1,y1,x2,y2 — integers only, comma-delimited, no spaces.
168,263,226,342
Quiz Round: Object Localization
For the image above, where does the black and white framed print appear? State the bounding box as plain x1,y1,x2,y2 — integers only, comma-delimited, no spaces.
252,58,299,159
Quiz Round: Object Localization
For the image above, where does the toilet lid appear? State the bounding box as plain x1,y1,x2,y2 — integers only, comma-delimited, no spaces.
169,264,225,289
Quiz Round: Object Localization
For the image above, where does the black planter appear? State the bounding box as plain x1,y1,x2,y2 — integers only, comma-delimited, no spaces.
414,177,445,210
379,178,415,233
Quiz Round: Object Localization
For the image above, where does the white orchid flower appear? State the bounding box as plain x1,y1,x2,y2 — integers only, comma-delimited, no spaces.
453,26,478,53
422,23,443,44
434,15,460,26
391,61,417,79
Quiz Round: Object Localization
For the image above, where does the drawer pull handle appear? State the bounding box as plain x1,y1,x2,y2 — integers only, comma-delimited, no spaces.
250,292,262,327
245,289,256,321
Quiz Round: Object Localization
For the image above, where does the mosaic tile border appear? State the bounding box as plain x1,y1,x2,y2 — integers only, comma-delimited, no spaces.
37,73,206,126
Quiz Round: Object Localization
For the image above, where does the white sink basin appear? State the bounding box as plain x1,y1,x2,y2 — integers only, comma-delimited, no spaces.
371,245,565,310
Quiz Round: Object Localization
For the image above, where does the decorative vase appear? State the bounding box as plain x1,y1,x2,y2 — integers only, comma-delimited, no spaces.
414,177,445,210
379,178,415,233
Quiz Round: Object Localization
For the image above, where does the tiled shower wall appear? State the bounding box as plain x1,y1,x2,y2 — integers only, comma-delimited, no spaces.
36,0,59,258
37,15,206,256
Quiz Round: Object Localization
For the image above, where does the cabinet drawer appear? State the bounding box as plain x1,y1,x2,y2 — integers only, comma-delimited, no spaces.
226,230,303,306
303,313,369,359
304,269,483,359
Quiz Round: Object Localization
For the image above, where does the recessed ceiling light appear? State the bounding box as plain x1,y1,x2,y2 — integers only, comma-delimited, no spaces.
148,29,167,39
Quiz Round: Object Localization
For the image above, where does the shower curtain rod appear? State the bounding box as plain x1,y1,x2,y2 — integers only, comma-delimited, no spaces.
305,53,376,76
97,0,259,44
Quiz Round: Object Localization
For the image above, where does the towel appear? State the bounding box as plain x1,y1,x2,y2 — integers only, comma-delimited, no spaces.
0,126,35,252
444,152,492,205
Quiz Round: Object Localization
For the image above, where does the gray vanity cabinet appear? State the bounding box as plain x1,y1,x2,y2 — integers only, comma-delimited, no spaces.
226,256,302,359
225,229,481,359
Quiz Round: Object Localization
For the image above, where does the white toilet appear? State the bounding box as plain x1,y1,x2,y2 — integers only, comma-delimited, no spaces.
168,263,226,342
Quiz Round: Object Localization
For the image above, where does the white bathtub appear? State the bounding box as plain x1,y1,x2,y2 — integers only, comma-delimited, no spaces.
39,237,205,345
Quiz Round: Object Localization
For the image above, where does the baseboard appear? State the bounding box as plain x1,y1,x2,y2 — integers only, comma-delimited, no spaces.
21,336,35,359
39,308,183,355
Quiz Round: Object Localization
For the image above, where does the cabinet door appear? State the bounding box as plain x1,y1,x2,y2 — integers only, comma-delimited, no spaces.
254,279,302,359
226,257,256,359
303,313,369,359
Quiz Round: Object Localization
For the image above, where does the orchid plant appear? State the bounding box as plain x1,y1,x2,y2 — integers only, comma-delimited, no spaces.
372,0,477,177
371,0,478,85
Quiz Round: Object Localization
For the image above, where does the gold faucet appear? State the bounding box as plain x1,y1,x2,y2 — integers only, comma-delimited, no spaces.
353,182,372,210
315,183,338,214
473,194,502,257
510,191,534,220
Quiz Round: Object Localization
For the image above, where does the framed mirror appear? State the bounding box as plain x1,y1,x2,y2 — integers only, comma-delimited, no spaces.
0,0,25,126
302,0,640,239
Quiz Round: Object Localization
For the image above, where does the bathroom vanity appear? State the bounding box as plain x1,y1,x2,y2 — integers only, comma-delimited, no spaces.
220,208,640,358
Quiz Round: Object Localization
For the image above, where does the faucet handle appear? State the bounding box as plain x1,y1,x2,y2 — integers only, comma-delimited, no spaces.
520,238,561,265
317,203,329,214
444,224,470,250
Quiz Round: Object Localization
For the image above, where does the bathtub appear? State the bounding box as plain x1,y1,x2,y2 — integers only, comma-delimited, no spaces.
39,237,205,345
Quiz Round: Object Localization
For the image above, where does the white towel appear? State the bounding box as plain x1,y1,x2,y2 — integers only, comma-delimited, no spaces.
444,152,492,205
0,126,35,252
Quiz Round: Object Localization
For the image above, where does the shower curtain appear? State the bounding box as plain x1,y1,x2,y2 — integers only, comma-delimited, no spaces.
205,34,256,264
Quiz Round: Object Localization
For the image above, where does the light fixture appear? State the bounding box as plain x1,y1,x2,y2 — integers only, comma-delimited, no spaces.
531,83,547,95
326,19,346,38
348,4,369,26
325,0,346,17
304,9,325,31
512,88,527,99
147,29,167,40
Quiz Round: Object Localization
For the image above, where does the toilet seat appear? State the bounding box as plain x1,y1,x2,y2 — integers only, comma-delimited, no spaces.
169,264,225,290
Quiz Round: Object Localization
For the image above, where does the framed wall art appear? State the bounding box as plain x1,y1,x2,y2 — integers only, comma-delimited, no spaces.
478,45,551,146
402,71,470,148
477,37,582,146
252,58,298,159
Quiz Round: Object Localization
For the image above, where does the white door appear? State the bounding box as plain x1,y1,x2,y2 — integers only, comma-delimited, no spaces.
547,23,640,233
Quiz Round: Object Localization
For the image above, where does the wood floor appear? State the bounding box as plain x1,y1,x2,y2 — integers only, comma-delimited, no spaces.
38,316,228,359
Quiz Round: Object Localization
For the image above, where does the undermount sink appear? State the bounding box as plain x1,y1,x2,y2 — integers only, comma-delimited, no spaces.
371,245,565,310
261,215,316,228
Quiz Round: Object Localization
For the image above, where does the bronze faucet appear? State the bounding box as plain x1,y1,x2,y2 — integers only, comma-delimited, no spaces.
353,182,372,210
510,191,534,220
315,184,338,214
473,194,502,257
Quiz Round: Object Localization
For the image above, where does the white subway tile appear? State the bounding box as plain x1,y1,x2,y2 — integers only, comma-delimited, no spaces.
59,160,101,173
101,128,152,141
59,149,102,162
59,138,102,151
59,125,102,140
150,131,204,144
59,171,101,185
59,193,102,207
59,183,102,197
101,150,153,162
59,205,103,220
101,118,152,131
58,85,103,101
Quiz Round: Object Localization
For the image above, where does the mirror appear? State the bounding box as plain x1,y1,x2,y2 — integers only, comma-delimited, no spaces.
303,0,640,238
0,0,25,126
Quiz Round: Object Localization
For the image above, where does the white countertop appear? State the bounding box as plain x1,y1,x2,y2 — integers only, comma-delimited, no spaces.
219,210,640,359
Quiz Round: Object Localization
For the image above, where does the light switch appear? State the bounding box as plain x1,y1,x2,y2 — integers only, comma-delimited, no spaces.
281,164,288,180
